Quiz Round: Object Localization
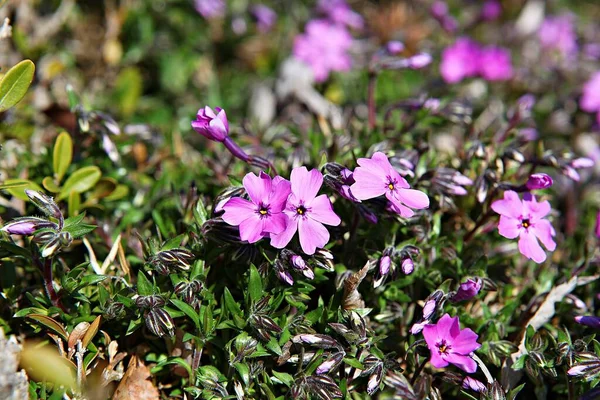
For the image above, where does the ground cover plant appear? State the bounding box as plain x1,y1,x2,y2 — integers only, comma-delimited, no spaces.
0,0,600,399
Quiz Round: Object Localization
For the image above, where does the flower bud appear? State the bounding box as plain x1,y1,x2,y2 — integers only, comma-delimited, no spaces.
145,308,175,337
25,190,63,224
450,278,482,302
407,53,432,69
379,255,391,275
1,217,56,235
191,106,229,142
316,352,344,375
462,376,487,392
386,41,405,55
401,258,414,275
575,315,600,329
525,173,553,190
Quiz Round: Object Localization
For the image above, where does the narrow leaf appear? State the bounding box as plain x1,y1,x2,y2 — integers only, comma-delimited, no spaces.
0,59,35,112
53,132,73,183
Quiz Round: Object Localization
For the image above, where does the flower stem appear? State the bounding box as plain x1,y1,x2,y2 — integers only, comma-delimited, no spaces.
410,356,428,385
471,354,493,383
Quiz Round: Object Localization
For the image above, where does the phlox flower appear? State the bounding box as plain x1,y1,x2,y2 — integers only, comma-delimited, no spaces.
478,46,513,81
580,71,600,125
270,167,341,255
440,38,481,84
538,14,578,57
350,152,429,218
423,314,481,373
293,19,353,82
222,172,291,243
491,191,556,263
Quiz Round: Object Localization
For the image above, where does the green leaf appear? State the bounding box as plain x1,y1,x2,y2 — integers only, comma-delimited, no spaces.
26,314,68,341
42,177,61,193
62,223,96,239
170,298,200,329
70,274,108,292
0,59,35,112
113,67,142,116
152,357,192,378
4,179,44,201
0,181,27,190
65,84,80,110
233,363,250,386
136,271,153,296
342,357,364,369
248,265,263,303
53,132,73,183
223,288,243,318
58,166,101,200
507,383,526,400
271,371,294,387
68,191,80,217
104,184,128,201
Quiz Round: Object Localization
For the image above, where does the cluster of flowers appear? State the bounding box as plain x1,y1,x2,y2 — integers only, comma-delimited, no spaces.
440,37,513,83
293,0,363,82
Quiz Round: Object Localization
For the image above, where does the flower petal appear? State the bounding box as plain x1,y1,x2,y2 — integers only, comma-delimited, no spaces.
268,178,291,212
451,328,481,354
298,217,330,255
263,213,288,235
243,172,272,205
222,198,256,225
291,167,323,202
396,188,430,209
518,230,546,263
239,215,266,243
387,197,415,218
523,194,551,220
429,351,450,369
447,354,478,373
497,215,521,239
491,191,522,219
350,168,386,200
531,220,556,251
308,195,341,226
270,216,298,249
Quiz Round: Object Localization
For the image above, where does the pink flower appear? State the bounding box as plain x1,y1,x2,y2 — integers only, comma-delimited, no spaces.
481,0,502,21
293,19,353,82
350,152,429,218
538,14,578,57
440,38,481,83
423,314,481,373
491,191,556,263
192,106,229,142
525,173,553,190
222,172,291,243
195,0,225,19
270,167,341,255
478,46,513,81
317,0,364,30
581,71,600,124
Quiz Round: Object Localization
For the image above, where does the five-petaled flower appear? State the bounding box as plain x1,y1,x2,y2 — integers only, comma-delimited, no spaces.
423,314,481,373
271,167,341,255
222,172,291,243
491,190,556,263
350,152,429,217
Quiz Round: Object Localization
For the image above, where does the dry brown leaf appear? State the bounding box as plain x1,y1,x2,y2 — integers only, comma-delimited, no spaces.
112,356,159,400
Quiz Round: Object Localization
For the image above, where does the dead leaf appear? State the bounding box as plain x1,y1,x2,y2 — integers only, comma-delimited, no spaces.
112,356,159,400
343,261,372,310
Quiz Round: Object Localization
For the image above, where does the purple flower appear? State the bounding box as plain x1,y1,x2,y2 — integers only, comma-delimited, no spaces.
350,152,429,218
538,14,578,57
293,19,353,82
251,4,277,33
481,0,502,21
526,173,553,190
581,71,600,124
478,46,513,81
195,0,225,19
317,0,364,30
450,278,482,302
221,172,291,243
575,315,600,329
270,167,341,255
440,38,481,83
423,314,481,373
491,191,556,263
386,41,405,55
192,106,229,142
406,53,433,69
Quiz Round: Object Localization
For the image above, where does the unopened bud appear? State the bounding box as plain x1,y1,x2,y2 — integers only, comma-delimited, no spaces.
525,173,553,190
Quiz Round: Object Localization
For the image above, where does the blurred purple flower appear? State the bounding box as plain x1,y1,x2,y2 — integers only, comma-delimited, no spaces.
575,315,600,329
538,14,578,57
519,128,539,141
195,0,225,19
481,0,502,21
581,71,600,124
423,314,481,373
317,0,364,30
526,173,553,190
430,1,458,33
251,4,277,33
192,106,229,142
270,167,341,255
491,191,556,263
350,152,429,218
462,376,487,392
478,46,513,81
222,172,291,243
293,19,353,82
440,38,481,83
386,41,405,55
450,278,482,302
